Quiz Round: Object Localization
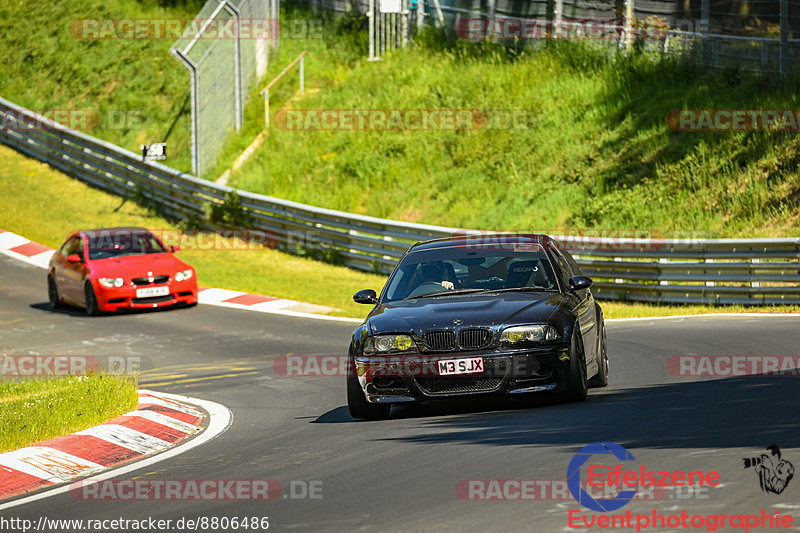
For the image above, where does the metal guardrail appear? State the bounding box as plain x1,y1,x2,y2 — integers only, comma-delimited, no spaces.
1,95,799,305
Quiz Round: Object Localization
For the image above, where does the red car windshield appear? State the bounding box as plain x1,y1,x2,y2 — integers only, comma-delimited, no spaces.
85,230,167,260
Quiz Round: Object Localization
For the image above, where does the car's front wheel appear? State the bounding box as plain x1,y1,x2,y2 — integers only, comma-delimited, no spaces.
84,282,101,316
347,375,391,420
558,330,588,403
48,274,63,309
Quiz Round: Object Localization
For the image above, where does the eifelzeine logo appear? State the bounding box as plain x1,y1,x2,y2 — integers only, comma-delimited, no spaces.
567,442,721,512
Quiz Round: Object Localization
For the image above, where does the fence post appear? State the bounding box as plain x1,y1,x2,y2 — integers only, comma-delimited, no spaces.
369,0,377,60
624,0,633,51
299,57,304,94
701,0,710,67
554,0,563,39
780,0,789,75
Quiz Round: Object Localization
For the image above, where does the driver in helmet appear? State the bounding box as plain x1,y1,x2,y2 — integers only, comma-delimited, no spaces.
419,261,454,290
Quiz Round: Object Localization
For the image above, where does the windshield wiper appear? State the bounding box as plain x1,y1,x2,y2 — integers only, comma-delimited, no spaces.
489,286,554,293
410,288,489,299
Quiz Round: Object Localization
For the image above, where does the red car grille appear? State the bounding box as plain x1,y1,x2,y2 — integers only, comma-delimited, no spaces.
132,275,169,286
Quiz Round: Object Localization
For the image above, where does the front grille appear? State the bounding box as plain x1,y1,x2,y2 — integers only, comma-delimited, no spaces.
458,328,492,350
424,330,455,351
132,275,169,286
132,295,173,304
416,376,503,395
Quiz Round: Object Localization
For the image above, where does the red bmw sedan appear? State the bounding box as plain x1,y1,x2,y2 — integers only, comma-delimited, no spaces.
47,227,198,315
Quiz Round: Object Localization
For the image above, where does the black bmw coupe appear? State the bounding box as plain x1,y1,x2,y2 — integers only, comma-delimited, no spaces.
347,233,609,420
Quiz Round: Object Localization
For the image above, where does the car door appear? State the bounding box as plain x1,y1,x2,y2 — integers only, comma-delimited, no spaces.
548,242,599,376
61,235,87,302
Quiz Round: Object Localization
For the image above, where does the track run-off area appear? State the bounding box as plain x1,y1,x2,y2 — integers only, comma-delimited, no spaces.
2,252,800,532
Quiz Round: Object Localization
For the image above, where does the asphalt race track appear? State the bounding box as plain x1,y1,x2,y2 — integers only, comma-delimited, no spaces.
2,252,800,532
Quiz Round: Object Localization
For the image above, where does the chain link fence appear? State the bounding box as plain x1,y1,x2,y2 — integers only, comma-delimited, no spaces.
298,0,800,73
171,0,279,176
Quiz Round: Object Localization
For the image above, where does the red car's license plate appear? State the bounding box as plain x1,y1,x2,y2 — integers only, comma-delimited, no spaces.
437,357,484,376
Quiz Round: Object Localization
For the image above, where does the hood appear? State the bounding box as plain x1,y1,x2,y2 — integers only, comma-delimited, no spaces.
366,292,566,334
87,253,191,278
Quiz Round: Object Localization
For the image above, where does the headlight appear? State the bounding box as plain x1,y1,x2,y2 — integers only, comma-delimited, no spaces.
500,325,559,344
175,269,193,282
98,277,124,288
363,334,418,355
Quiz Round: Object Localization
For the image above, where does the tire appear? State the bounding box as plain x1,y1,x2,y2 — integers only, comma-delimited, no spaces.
347,375,390,420
48,275,63,309
588,319,609,388
84,282,101,316
558,330,588,403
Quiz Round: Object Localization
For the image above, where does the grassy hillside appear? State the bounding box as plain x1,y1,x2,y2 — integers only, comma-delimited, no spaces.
2,2,799,239
0,0,204,172
228,29,800,238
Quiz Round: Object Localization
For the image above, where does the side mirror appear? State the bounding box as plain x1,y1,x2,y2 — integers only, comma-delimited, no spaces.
353,289,378,305
67,254,81,263
569,275,593,292
171,245,180,253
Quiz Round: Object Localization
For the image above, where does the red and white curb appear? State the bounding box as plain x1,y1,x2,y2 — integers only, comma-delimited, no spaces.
0,390,231,509
0,227,359,323
0,390,202,502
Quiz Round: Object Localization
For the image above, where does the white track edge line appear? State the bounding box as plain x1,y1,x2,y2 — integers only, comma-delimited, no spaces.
0,392,232,511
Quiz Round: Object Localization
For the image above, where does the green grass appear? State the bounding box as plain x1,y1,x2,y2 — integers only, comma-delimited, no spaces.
0,375,138,452
222,23,800,238
0,0,202,173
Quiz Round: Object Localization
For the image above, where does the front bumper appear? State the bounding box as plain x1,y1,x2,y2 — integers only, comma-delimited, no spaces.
94,282,198,311
354,343,572,404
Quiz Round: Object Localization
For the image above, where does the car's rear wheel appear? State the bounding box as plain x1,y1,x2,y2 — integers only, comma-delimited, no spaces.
84,282,101,316
48,275,63,309
558,330,588,403
347,375,391,420
588,319,609,388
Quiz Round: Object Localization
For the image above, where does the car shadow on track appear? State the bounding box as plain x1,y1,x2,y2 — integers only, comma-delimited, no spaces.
315,376,800,450
30,301,197,318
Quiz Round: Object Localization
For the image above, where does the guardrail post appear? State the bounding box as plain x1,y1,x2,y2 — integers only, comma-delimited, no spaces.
751,258,761,287
705,258,715,287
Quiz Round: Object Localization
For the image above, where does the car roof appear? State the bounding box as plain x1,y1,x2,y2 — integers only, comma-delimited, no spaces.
79,226,150,235
408,233,554,253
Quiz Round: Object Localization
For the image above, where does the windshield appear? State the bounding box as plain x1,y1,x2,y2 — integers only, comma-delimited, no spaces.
382,243,558,302
86,230,167,260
